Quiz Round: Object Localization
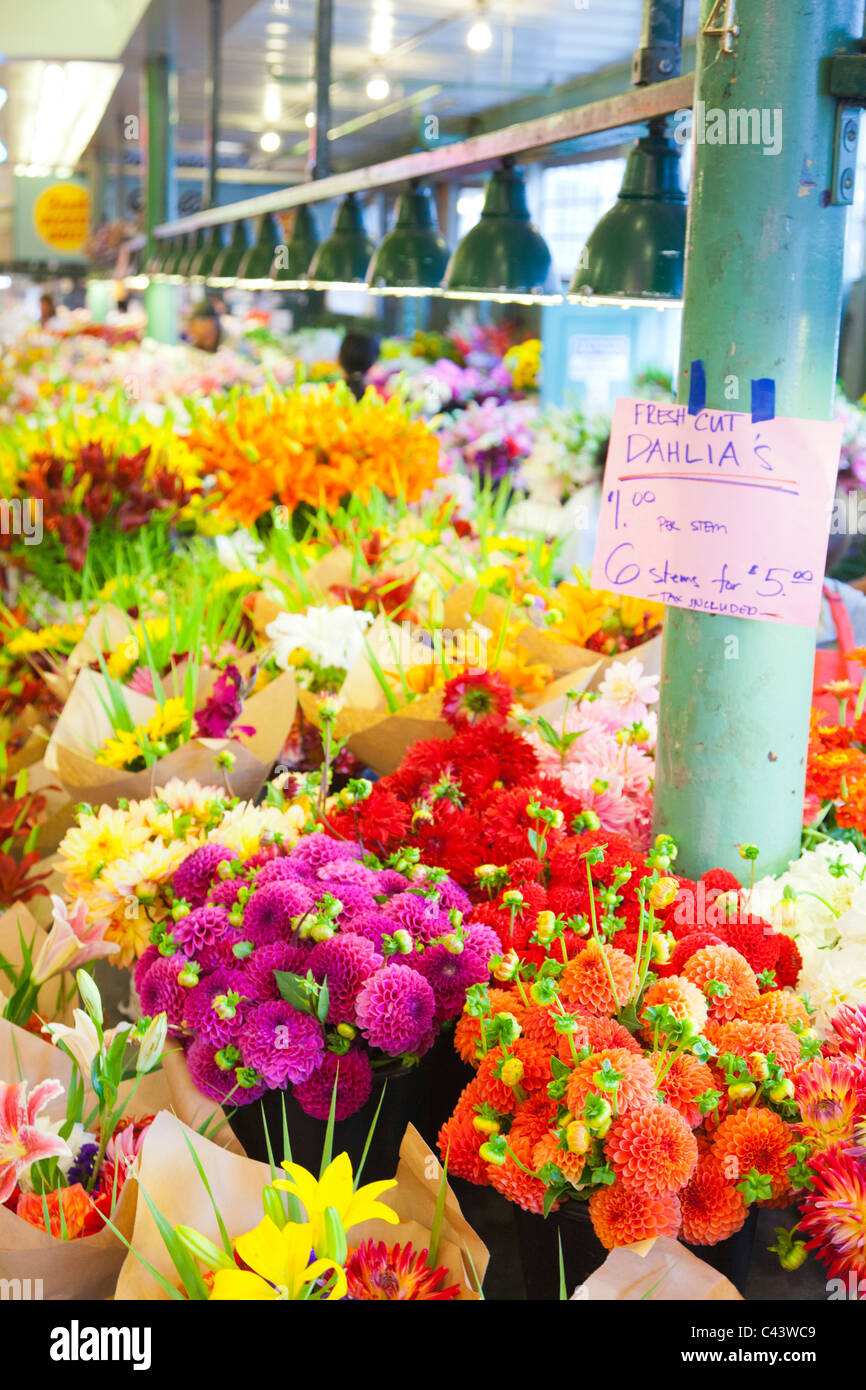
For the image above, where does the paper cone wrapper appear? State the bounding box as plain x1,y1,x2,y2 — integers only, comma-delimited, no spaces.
115,1115,486,1301
443,580,591,676
0,1017,170,1299
44,667,297,806
161,1048,245,1155
0,904,76,1023
65,604,136,682
574,1235,743,1301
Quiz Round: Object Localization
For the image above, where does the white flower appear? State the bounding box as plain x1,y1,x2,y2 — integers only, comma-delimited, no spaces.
215,530,264,573
598,659,660,710
266,605,373,672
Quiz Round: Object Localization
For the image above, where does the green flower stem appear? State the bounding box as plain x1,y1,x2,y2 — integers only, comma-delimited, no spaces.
584,860,620,1011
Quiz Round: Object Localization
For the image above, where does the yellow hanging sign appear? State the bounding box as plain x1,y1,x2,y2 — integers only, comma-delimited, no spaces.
32,183,90,252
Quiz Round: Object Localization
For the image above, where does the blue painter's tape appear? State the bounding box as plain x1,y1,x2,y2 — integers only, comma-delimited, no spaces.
687,359,706,415
751,378,775,422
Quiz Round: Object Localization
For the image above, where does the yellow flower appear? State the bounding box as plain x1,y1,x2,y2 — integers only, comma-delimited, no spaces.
58,805,153,886
209,1217,346,1301
146,698,191,741
208,802,306,858
96,729,143,770
273,1151,398,1247
6,622,85,655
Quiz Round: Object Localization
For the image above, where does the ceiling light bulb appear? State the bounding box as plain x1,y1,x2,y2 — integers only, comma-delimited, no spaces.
366,73,390,101
260,130,281,153
263,83,281,123
467,19,492,51
266,21,289,33
305,110,316,128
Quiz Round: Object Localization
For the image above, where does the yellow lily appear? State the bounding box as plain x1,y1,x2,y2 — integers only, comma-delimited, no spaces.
273,1151,398,1248
209,1217,347,1301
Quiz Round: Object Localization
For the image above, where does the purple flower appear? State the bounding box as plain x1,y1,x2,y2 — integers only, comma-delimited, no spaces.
173,903,231,953
186,1037,267,1108
238,1001,324,1087
344,909,399,951
308,933,383,1024
355,964,435,1055
288,833,364,874
243,940,313,1001
413,943,488,1020
194,664,255,740
138,953,190,1030
383,892,448,945
173,844,237,907
242,881,316,944
293,1047,373,1121
183,966,249,1047
463,921,501,965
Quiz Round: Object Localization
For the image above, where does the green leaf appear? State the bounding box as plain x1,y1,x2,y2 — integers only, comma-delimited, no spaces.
316,979,330,1026
427,1148,449,1270
543,1184,565,1219
319,1060,340,1178
179,1130,233,1256
274,970,314,1015
354,1079,387,1190
175,1225,236,1272
558,1231,567,1300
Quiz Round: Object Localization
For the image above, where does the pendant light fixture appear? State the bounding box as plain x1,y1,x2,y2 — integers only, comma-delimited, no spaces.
162,234,190,284
271,203,319,287
189,224,226,282
568,118,686,308
208,221,250,286
366,181,449,297
144,238,171,280
236,212,282,288
178,229,205,279
442,160,560,304
306,193,374,291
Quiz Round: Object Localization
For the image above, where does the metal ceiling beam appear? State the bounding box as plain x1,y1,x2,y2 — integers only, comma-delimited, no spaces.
154,71,693,237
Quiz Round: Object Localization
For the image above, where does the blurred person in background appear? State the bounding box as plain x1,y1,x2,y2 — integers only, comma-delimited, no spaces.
185,298,222,353
338,330,379,400
39,293,57,328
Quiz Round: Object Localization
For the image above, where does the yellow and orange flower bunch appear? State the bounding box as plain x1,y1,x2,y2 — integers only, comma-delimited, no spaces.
187,384,441,528
553,579,664,654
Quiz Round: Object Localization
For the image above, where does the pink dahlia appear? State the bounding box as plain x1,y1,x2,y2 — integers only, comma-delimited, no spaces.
413,943,489,1020
355,964,436,1055
252,858,307,888
293,1046,373,1120
243,940,312,1001
133,944,159,996
308,933,383,1025
463,921,502,965
206,879,243,911
173,904,231,953
238,1001,324,1088
173,844,237,907
288,833,364,873
183,966,249,1047
441,670,513,729
138,953,190,1030
186,1037,267,1107
242,881,316,944
384,893,448,944
346,910,401,951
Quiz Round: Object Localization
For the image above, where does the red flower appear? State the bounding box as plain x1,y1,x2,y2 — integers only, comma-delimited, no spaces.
441,671,514,729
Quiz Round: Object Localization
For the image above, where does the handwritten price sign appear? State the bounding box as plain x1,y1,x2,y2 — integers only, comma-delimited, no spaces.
590,399,842,627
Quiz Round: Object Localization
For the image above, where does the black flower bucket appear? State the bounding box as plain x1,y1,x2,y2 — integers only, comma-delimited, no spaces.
226,1030,474,1181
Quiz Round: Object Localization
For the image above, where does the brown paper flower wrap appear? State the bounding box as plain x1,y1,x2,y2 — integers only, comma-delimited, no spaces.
114,1113,487,1300
44,666,297,807
0,1016,169,1300
573,1236,743,1302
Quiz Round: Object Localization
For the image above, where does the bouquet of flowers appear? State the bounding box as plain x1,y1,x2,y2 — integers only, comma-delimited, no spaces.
133,829,498,1121
434,398,538,484
435,836,818,1256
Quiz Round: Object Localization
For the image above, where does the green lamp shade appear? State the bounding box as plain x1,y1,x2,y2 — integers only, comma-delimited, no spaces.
271,204,319,284
145,240,170,277
178,229,205,279
444,164,559,302
189,224,225,280
307,193,374,288
164,235,189,282
208,221,250,284
366,184,449,295
237,212,282,286
570,125,686,304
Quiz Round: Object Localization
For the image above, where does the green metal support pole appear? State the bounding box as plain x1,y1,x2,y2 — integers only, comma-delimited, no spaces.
652,0,865,877
143,54,178,344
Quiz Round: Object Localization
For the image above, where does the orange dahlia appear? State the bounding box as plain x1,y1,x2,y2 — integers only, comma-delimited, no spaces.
532,1131,586,1186
712,1019,802,1077
437,1112,490,1186
559,940,635,1016
474,1049,521,1115
509,1096,558,1159
488,1151,549,1214
794,1057,866,1153
680,943,759,1021
744,990,810,1030
639,975,708,1042
589,1182,681,1250
679,1154,748,1245
605,1104,698,1196
566,1047,656,1120
711,1107,794,1199
652,1051,718,1129
521,1004,559,1049
454,987,522,1065
556,1012,640,1065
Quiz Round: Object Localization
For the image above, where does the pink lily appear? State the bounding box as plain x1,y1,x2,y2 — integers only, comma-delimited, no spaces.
32,896,120,986
0,1078,72,1203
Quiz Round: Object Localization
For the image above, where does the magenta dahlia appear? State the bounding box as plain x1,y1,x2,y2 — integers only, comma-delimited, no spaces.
183,966,249,1047
293,1046,373,1120
185,1037,267,1107
173,844,237,907
308,932,384,1025
355,964,436,1055
173,903,231,953
242,881,316,944
238,1000,324,1087
288,833,364,873
413,942,489,1019
138,953,190,1030
242,940,313,1001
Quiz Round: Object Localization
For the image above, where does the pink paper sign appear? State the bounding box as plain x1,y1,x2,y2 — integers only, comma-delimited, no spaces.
590,398,842,627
